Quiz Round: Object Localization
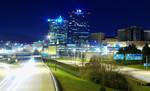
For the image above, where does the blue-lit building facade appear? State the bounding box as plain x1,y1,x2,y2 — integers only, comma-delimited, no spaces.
45,10,125,58
47,16,67,45
68,10,90,47
46,16,68,57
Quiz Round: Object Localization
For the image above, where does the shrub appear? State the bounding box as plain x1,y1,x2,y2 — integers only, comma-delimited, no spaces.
80,56,106,84
81,55,132,91
99,86,106,91
104,72,131,91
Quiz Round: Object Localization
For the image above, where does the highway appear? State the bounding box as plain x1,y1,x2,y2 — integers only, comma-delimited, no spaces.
0,58,56,91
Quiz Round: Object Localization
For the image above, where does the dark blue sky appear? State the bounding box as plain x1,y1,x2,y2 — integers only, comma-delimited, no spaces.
0,0,150,42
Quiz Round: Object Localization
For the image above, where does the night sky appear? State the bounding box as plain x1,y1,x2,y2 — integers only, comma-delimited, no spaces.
0,0,150,43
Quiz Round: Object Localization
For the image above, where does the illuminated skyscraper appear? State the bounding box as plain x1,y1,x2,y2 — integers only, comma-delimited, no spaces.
47,16,67,45
68,9,90,47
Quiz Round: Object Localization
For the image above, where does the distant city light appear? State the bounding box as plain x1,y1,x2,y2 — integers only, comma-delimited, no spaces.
78,9,82,13
96,48,100,52
76,9,83,15
73,49,76,52
56,16,63,23
47,35,51,39
48,19,51,22
14,43,17,46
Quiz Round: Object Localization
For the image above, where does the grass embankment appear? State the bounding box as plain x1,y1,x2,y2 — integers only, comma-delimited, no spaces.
46,62,117,91
45,59,150,91
128,77,150,91
52,69,118,91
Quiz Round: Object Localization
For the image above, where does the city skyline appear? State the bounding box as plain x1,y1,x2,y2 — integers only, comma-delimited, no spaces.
0,1,149,91
1,0,150,42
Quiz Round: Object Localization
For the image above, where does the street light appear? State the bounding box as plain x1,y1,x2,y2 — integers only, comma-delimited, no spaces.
47,19,51,22
47,35,52,45
96,47,101,57
47,35,51,40
96,47,100,53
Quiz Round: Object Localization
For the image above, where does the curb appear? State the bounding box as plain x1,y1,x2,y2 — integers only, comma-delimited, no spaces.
44,64,60,91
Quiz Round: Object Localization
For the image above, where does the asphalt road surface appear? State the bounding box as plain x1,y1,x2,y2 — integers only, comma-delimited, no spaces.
0,58,55,91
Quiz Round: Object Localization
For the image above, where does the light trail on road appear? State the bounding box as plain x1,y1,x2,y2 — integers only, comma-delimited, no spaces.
0,58,55,91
